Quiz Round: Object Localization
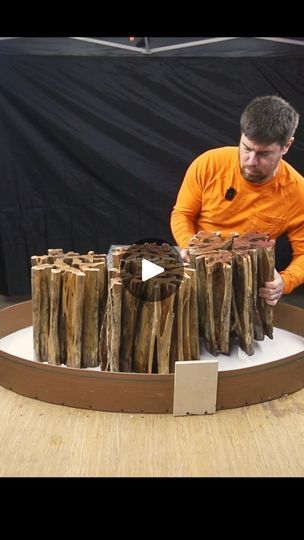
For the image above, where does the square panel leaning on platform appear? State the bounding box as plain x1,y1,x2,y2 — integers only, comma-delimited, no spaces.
170,95,304,306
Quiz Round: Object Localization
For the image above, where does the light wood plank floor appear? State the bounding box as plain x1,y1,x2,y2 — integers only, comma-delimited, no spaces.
0,385,303,477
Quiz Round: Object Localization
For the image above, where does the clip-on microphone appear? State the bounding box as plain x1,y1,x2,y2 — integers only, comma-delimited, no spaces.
225,187,236,201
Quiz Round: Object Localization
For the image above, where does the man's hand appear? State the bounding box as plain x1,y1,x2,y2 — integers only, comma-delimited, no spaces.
180,248,190,263
258,268,284,306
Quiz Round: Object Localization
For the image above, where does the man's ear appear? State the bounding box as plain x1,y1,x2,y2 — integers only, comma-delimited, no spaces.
282,137,294,154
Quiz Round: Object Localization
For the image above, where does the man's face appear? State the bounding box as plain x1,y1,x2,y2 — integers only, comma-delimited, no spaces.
239,134,288,184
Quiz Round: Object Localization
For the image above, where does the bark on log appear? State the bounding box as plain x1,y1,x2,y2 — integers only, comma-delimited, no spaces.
47,268,62,365
66,270,85,368
257,246,275,339
184,268,200,360
182,274,192,360
231,252,254,355
133,280,158,373
105,278,122,372
120,278,141,372
156,282,176,374
175,277,187,362
98,309,108,371
31,264,53,362
248,248,265,341
81,268,100,368
204,258,232,354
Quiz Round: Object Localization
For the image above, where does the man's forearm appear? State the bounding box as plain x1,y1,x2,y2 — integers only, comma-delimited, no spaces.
280,254,304,294
170,208,196,248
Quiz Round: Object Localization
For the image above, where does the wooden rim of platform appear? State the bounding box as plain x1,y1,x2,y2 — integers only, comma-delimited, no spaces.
0,300,304,413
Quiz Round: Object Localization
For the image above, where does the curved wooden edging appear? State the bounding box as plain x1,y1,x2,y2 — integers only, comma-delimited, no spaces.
0,301,304,412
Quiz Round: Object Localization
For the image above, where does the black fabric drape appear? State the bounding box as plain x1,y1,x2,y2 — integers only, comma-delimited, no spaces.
1,51,304,295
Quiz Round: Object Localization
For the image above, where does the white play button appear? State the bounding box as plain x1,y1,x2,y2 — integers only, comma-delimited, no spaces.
142,258,164,282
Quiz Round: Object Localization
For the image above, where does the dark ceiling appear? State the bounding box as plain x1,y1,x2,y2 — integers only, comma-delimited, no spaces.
0,36,304,56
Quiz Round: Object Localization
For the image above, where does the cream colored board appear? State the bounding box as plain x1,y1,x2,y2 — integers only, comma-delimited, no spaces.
173,360,218,416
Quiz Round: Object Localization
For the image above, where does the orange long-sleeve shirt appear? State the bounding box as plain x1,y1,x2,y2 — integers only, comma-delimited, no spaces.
171,146,304,294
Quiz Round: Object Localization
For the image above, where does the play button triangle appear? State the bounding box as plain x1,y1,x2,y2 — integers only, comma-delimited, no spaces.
142,258,164,282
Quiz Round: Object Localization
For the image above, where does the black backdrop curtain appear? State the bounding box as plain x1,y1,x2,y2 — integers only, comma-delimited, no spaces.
1,50,304,295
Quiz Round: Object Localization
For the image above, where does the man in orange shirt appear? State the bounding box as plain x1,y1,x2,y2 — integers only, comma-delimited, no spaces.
171,95,304,305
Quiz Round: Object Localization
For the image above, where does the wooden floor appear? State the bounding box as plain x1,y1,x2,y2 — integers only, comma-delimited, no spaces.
0,384,304,477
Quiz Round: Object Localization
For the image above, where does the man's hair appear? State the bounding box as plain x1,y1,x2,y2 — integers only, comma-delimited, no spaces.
240,95,299,147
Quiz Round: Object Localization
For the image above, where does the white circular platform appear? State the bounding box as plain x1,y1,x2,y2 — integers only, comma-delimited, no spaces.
1,325,304,372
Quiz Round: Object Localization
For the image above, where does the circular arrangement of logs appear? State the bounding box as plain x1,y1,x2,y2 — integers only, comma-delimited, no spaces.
30,234,276,374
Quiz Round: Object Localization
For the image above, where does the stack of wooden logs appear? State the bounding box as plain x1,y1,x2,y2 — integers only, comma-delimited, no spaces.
31,244,200,374
31,233,274,371
31,249,107,368
100,243,199,373
189,231,275,355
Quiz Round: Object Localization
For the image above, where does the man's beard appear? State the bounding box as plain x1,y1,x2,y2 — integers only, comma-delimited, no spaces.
241,166,267,183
